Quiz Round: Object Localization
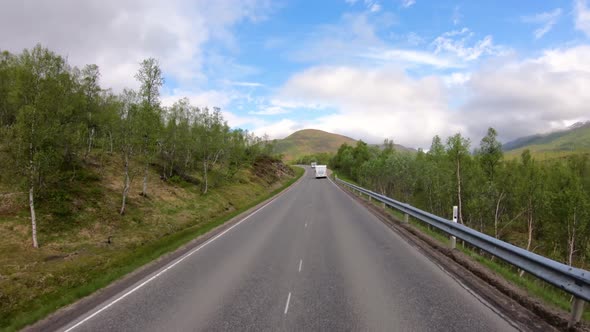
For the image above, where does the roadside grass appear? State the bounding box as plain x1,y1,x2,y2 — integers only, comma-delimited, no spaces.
0,155,303,332
344,184,590,323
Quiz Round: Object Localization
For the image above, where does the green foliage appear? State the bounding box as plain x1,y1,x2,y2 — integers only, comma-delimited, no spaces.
0,45,274,246
293,152,333,165
331,129,590,268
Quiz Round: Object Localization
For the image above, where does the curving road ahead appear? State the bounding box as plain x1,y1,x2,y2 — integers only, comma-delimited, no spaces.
58,167,518,332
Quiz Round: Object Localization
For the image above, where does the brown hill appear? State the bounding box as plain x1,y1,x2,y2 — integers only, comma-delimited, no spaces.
273,129,356,161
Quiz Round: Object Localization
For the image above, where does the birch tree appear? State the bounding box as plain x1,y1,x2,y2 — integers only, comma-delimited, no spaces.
446,133,470,224
118,89,140,215
10,46,72,247
477,128,505,237
81,64,101,158
134,58,163,197
197,107,228,194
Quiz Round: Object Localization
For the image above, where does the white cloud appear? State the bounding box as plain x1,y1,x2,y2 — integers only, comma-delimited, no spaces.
253,119,302,139
443,72,471,86
361,48,459,68
161,89,234,109
289,12,395,63
345,0,382,12
0,0,271,92
224,80,264,87
269,99,327,110
405,32,425,46
259,45,590,147
401,0,416,8
369,3,381,12
522,8,562,39
266,66,459,147
460,45,590,142
575,0,590,37
432,28,507,61
222,111,267,128
249,106,291,115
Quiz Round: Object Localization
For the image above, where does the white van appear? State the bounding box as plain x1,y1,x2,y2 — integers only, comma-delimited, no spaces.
315,165,327,178
311,162,317,168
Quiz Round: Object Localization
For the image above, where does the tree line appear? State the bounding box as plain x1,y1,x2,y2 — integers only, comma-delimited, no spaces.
0,45,273,248
331,130,590,268
292,152,332,165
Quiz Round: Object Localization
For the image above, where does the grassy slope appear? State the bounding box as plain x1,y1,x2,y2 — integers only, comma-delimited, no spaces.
0,153,303,331
504,123,590,160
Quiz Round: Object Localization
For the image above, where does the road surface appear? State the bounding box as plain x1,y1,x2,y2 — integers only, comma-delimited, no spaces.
59,167,518,331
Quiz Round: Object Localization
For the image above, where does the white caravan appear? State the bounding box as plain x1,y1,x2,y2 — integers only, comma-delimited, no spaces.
315,165,327,178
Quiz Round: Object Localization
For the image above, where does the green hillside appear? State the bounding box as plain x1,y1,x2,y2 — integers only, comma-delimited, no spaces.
504,122,590,159
273,129,357,161
273,129,416,161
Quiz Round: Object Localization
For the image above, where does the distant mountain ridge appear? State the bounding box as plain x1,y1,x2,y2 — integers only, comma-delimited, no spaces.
503,121,590,155
272,129,413,161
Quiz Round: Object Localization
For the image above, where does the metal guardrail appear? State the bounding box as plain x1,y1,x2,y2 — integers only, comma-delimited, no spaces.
334,176,589,325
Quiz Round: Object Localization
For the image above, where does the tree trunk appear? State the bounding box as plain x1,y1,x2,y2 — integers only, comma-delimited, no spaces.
168,144,175,178
567,211,576,266
456,159,463,224
494,191,505,239
202,159,208,194
141,135,149,197
212,149,222,166
86,127,95,157
184,150,191,169
525,198,533,251
29,180,38,248
120,152,130,215
29,111,39,248
142,160,148,197
108,130,113,154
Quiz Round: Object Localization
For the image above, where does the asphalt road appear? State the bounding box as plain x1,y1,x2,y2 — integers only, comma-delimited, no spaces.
59,167,518,332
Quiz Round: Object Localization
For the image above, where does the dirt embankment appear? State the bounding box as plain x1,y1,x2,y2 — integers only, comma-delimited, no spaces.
253,156,295,184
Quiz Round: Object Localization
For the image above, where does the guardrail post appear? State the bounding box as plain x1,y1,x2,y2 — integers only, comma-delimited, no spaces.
569,297,585,328
450,206,458,249
368,195,372,202
403,213,409,223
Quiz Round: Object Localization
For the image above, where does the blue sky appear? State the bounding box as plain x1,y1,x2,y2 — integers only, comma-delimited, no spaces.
2,0,590,148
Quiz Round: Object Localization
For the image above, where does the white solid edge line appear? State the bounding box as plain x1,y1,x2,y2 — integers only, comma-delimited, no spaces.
298,259,302,273
284,292,292,315
63,186,291,332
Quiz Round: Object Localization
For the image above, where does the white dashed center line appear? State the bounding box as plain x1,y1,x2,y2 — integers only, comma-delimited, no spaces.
284,292,292,315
